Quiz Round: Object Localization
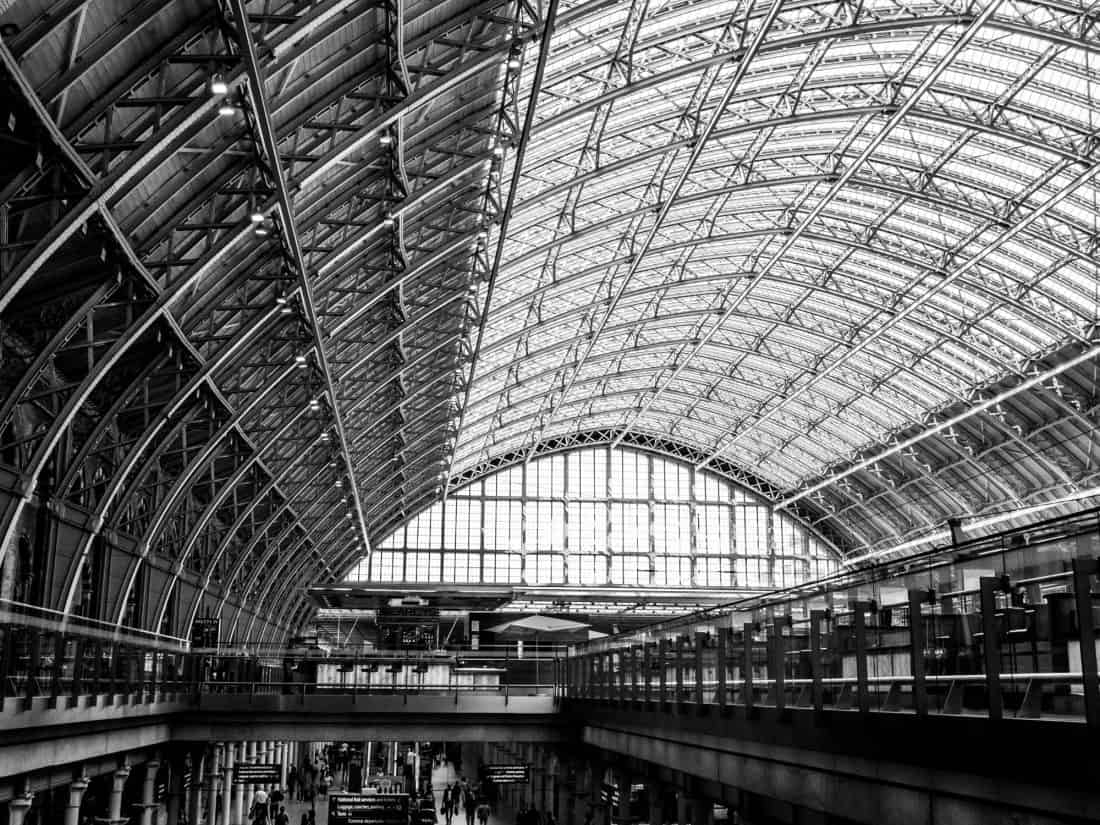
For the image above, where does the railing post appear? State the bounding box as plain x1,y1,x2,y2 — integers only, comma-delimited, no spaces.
0,628,13,710
979,577,1003,721
675,636,686,710
742,623,754,714
716,627,729,711
658,638,669,707
769,623,785,712
852,603,870,714
630,646,639,704
907,590,929,717
25,631,40,704
643,643,652,705
617,650,627,705
1072,558,1099,728
694,631,705,707
50,633,64,702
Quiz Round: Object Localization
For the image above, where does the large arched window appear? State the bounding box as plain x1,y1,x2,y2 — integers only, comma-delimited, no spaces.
346,446,839,589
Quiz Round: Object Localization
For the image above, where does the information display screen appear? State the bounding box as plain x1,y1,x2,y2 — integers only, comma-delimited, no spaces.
191,617,219,648
234,763,281,784
329,794,410,825
485,764,530,784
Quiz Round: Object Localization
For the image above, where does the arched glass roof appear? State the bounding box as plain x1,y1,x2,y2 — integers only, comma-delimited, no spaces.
3,0,1100,641
451,0,1100,556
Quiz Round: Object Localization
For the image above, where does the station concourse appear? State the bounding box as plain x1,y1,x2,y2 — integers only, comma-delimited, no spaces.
2,0,1100,823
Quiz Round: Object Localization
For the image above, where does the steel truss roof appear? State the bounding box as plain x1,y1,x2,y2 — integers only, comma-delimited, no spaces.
452,0,1100,557
1,0,1100,643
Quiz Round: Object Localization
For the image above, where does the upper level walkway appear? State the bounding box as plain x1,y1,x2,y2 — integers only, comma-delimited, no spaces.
3,508,1100,822
569,506,1100,729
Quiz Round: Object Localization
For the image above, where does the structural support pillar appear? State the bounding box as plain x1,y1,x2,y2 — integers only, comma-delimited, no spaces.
245,741,257,811
139,760,160,825
7,796,33,825
979,578,1004,721
166,752,184,825
65,778,88,825
690,797,713,825
647,784,663,825
233,742,246,825
1072,558,1100,728
107,766,132,823
187,749,204,825
221,744,235,825
206,745,222,825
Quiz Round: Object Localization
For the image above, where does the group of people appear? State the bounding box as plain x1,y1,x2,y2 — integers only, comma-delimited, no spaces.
438,777,483,825
287,759,335,803
245,786,297,825
516,803,557,825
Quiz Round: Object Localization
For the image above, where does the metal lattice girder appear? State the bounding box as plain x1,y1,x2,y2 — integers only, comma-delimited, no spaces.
10,0,1100,640
0,0,532,633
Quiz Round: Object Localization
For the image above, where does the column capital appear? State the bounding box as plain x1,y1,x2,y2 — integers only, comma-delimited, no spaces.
8,795,33,822
69,778,90,803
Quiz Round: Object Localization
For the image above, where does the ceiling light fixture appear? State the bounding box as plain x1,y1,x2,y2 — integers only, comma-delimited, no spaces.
217,98,237,117
209,74,229,96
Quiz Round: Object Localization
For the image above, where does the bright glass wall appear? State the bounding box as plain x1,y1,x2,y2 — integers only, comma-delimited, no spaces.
348,446,839,588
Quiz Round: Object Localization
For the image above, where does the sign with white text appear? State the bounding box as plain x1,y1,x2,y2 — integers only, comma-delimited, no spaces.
329,793,409,825
485,764,530,784
234,763,280,784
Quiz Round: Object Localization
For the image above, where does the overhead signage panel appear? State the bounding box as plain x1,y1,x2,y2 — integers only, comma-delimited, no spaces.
329,793,410,825
485,764,530,784
234,763,281,784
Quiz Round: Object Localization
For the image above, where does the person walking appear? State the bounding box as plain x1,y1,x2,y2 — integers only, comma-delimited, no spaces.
442,784,455,825
476,800,491,825
275,807,290,825
463,786,476,825
288,766,299,801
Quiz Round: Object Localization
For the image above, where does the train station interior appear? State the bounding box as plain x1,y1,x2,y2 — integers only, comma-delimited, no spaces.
2,0,1100,823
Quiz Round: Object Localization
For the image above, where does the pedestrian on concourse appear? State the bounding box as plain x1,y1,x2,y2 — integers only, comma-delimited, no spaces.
476,800,491,825
463,785,476,825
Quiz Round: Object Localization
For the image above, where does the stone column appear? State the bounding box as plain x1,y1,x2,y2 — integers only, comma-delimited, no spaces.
265,741,274,791
690,798,712,825
233,742,246,825
245,741,257,812
139,760,160,825
166,753,185,825
206,745,222,825
675,794,689,825
221,743,235,825
616,774,630,823
187,749,205,825
277,742,287,789
7,795,33,825
647,785,663,825
107,766,132,822
64,778,89,825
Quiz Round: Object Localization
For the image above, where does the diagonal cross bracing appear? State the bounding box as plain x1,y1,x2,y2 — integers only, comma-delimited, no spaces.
227,0,372,558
